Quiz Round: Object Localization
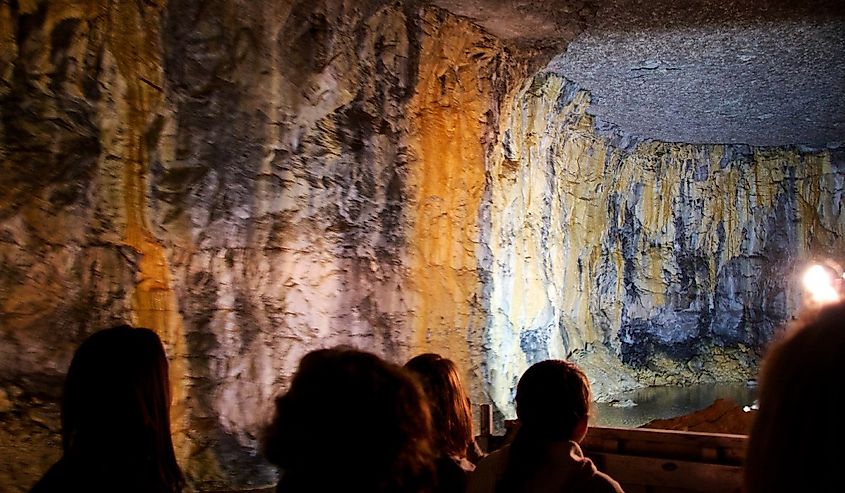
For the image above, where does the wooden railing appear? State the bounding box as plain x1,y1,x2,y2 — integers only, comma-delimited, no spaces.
583,426,746,493
477,404,748,493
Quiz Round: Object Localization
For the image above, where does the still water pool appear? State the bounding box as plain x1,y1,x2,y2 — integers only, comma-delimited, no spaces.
591,382,757,429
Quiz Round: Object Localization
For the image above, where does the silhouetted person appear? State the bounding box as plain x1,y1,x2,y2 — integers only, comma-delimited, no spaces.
264,347,438,493
30,325,184,493
744,300,845,493
405,353,483,493
467,360,623,493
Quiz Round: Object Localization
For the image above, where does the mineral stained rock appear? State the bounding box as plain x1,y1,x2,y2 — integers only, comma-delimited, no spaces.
485,73,845,412
0,0,530,489
1,0,843,491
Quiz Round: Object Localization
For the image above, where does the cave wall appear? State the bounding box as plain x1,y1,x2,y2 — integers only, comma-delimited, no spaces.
0,0,532,489
2,0,843,491
486,72,845,411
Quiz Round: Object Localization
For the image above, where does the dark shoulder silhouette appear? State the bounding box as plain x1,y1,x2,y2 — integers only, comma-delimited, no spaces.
745,300,845,493
30,325,184,493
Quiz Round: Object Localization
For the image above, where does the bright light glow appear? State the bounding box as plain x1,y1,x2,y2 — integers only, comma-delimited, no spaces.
743,401,759,412
802,264,840,304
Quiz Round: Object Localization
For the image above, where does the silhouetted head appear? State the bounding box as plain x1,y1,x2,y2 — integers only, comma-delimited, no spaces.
744,301,845,493
264,347,438,493
494,360,593,493
515,359,591,442
405,353,474,460
60,324,183,492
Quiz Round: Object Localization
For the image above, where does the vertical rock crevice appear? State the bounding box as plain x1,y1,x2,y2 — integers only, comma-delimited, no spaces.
104,0,191,466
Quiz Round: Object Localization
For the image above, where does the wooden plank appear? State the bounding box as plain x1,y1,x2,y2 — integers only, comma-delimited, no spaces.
590,452,743,493
586,426,747,449
583,426,747,465
479,404,493,436
585,440,742,465
700,447,719,462
477,426,747,492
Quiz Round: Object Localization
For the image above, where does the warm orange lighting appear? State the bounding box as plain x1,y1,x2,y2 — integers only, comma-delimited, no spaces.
802,264,840,305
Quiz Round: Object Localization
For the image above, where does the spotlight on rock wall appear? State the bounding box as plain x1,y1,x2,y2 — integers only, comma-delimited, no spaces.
802,263,842,305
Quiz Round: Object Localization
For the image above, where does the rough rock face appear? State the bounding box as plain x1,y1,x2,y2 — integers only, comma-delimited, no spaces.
1,0,843,491
0,383,62,490
0,0,530,489
550,0,845,146
1,1,192,487
485,72,845,411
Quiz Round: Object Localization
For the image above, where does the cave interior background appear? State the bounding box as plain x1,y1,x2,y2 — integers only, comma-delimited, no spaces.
1,0,843,490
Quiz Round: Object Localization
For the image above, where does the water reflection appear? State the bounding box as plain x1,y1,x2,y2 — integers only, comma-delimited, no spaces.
592,382,757,429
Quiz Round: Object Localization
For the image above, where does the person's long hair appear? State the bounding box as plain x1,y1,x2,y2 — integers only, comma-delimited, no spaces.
264,347,438,493
744,301,845,493
61,325,184,492
495,360,591,493
405,353,474,460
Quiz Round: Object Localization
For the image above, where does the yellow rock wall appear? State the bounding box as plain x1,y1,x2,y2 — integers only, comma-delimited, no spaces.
405,7,528,401
487,72,845,413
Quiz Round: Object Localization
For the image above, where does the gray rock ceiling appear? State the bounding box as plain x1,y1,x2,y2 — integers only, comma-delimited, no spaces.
433,0,845,147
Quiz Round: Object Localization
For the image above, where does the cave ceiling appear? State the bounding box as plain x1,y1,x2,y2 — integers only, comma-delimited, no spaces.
431,0,845,147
